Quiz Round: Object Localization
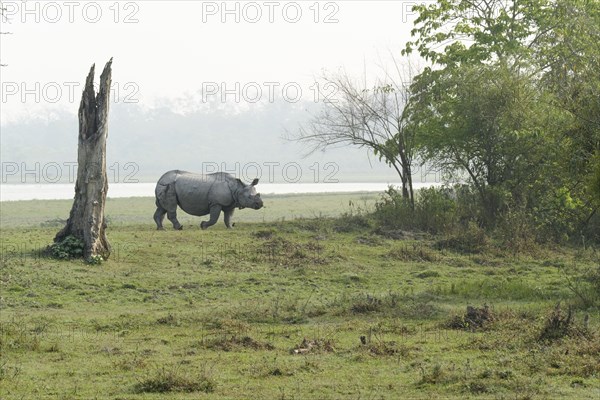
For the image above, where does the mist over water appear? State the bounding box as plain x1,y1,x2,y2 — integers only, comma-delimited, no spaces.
0,182,442,202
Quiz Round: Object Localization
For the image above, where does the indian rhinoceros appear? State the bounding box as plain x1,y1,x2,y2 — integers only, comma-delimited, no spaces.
154,170,263,230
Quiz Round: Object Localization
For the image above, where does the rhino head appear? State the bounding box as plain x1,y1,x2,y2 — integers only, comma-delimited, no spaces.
236,178,263,210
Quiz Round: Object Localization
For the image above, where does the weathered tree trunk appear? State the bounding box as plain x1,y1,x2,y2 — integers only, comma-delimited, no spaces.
54,58,113,261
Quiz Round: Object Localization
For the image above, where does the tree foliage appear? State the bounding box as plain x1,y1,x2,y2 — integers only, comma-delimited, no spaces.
404,0,550,68
403,0,599,239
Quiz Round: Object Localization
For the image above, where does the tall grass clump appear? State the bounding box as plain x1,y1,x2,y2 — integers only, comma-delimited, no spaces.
372,185,458,234
134,365,215,394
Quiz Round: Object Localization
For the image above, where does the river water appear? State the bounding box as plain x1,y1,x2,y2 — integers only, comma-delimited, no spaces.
0,182,439,202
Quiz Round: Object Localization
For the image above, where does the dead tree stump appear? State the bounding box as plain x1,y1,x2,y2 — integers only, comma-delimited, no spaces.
54,58,113,261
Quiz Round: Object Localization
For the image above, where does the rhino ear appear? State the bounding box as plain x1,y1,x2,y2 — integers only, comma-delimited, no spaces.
251,178,259,186
236,178,245,186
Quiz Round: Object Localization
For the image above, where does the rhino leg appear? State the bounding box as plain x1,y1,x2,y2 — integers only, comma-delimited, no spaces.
201,205,222,230
224,209,235,229
154,206,167,230
157,183,183,230
167,210,183,230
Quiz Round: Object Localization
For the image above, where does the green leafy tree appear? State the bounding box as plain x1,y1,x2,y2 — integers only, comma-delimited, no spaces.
404,0,550,69
403,0,599,236
536,0,600,239
408,63,565,223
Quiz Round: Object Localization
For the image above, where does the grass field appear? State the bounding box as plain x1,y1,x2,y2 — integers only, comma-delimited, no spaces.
1,193,599,399
0,193,380,228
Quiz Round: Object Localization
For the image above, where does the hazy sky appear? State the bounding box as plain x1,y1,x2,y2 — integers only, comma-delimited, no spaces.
1,0,424,120
1,1,439,185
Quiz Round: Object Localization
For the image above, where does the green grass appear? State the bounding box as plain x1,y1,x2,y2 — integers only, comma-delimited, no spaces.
0,192,379,228
1,194,599,399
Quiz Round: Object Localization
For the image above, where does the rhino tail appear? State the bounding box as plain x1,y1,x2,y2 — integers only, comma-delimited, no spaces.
155,193,164,208
155,183,166,208
155,182,179,212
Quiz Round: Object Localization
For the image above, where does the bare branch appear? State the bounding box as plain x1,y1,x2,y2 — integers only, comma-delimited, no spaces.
292,59,420,204
1,1,13,66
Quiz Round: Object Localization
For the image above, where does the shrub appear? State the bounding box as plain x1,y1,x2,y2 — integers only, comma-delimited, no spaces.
580,211,600,244
372,185,458,233
435,222,489,254
200,335,274,351
529,186,587,243
134,365,215,393
446,305,494,331
561,264,600,309
538,303,574,342
495,206,538,255
350,294,383,314
333,212,372,233
414,186,457,233
388,243,438,262
346,292,440,319
418,363,446,385
49,235,84,259
372,186,415,230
